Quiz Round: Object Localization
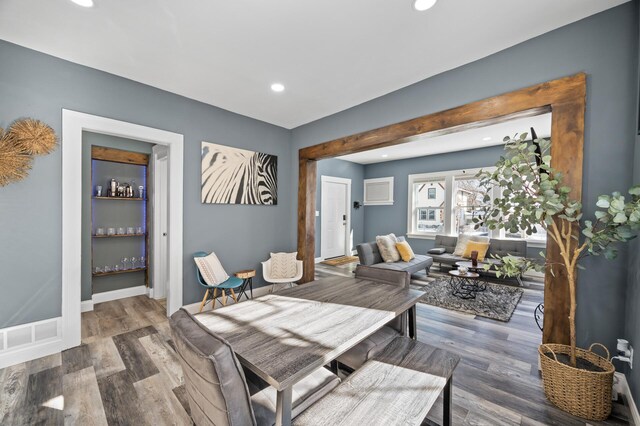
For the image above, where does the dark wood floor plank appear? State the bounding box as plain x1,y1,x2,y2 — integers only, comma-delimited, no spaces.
96,370,146,425
62,343,93,374
21,365,64,425
111,332,160,383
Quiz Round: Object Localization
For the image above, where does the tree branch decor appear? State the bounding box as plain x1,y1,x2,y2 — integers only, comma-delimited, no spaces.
0,118,57,187
474,134,640,366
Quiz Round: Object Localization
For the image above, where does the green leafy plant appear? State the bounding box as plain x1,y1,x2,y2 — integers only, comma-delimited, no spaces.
474,133,640,366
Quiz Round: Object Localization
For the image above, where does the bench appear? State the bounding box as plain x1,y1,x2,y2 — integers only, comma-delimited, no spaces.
294,337,460,426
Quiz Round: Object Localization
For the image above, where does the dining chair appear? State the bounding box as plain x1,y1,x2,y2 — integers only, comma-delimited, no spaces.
335,265,411,371
261,257,303,293
169,308,340,426
194,251,244,312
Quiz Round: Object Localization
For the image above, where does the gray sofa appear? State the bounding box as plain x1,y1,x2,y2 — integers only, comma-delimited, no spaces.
429,235,528,283
356,237,433,275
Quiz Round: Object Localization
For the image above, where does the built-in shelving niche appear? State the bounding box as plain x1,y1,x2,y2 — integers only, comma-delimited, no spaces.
91,146,149,296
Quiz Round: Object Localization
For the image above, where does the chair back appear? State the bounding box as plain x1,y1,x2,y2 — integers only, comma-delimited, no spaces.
193,251,209,288
355,265,410,333
169,309,257,426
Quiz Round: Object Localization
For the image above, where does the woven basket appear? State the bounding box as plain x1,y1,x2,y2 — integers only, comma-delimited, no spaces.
538,343,615,421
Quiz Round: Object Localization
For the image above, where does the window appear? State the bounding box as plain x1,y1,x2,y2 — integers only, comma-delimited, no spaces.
407,167,546,245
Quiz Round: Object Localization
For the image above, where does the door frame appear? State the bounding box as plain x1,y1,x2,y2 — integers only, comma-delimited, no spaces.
62,110,184,350
152,146,169,304
320,175,352,259
297,73,586,345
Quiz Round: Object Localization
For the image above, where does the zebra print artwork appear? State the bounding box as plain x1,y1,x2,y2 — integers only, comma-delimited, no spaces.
201,142,278,205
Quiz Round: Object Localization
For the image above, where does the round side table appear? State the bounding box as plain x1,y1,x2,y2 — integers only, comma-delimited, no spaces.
235,269,256,301
448,270,483,300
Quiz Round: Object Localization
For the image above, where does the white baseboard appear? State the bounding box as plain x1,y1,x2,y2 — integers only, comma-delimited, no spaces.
81,286,149,311
0,317,63,370
182,285,273,314
616,372,640,426
315,257,324,263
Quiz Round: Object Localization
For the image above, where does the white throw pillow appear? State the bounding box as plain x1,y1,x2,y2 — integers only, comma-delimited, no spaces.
453,234,491,256
376,233,401,263
270,252,298,279
194,252,229,286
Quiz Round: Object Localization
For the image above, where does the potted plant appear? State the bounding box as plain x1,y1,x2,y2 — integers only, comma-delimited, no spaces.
474,133,640,421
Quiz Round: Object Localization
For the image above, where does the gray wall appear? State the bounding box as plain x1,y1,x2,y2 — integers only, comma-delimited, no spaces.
82,132,153,300
0,39,292,328
291,2,639,356
315,158,365,256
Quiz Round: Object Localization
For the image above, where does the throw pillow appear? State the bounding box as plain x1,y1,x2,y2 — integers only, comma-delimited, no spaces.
396,241,415,262
270,252,298,279
453,234,491,256
462,241,490,261
194,252,229,286
376,234,401,263
428,247,446,254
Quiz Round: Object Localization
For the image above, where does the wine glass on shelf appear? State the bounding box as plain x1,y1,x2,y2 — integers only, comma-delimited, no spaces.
139,256,146,269
131,257,138,269
121,257,129,270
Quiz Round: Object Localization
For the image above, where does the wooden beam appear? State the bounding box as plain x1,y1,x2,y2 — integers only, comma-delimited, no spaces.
91,146,149,165
297,73,586,346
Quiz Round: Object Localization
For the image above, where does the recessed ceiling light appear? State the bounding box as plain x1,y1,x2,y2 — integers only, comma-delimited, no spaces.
70,0,94,7
482,137,492,141
413,0,437,11
270,83,285,93
381,154,389,158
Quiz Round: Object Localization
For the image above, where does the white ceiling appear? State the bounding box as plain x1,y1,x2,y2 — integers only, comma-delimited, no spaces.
0,1,627,129
337,113,551,164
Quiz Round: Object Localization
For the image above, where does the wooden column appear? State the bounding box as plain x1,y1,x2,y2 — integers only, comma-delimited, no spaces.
297,158,317,283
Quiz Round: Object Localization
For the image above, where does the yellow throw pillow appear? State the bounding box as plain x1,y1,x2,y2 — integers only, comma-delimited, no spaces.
462,241,490,261
396,241,415,262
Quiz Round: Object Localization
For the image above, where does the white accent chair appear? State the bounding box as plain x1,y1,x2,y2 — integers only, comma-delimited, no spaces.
262,258,303,293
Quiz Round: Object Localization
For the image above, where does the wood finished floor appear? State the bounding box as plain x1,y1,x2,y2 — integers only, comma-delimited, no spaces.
0,269,633,425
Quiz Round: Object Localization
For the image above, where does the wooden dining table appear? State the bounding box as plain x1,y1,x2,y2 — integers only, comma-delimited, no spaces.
195,275,425,426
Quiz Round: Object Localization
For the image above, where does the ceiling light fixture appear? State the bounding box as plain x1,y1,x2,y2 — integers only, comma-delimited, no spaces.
413,0,437,12
70,0,94,7
270,83,285,93
482,137,492,141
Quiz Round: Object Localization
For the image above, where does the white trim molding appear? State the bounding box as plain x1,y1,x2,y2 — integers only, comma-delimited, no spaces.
0,317,63,370
615,372,640,426
93,286,148,304
62,110,184,351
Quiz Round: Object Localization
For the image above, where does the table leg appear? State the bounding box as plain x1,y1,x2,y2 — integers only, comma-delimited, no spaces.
443,376,452,426
249,277,253,298
275,387,292,426
408,305,417,340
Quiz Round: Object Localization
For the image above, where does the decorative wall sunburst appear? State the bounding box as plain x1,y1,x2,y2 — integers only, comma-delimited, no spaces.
0,118,58,187
10,118,58,155
0,128,33,187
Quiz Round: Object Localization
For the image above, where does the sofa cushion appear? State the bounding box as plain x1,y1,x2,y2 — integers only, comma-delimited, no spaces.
428,247,446,254
356,242,383,266
434,235,458,254
368,254,433,275
376,234,401,262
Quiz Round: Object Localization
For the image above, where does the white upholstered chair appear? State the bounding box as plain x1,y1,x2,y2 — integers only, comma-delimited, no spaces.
262,258,303,293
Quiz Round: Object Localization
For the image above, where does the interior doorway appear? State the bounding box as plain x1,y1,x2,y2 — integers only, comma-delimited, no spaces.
321,176,351,259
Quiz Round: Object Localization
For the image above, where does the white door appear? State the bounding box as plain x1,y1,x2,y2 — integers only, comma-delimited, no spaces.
321,176,351,259
153,147,169,301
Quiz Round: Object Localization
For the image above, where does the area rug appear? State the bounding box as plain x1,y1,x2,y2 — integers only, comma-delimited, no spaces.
412,278,524,322
321,256,359,266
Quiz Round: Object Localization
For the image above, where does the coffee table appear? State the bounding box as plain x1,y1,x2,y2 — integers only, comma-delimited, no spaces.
448,269,485,299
